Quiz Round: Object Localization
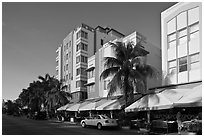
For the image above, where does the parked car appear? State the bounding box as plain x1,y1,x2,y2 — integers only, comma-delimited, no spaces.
80,115,118,130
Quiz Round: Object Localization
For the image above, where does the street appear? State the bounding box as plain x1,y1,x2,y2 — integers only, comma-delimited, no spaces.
2,114,142,135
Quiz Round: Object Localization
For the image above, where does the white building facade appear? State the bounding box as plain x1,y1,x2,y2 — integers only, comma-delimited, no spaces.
161,2,202,85
86,31,162,99
56,23,124,102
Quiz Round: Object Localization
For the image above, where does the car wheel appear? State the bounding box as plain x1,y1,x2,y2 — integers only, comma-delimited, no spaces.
82,122,86,128
97,123,102,130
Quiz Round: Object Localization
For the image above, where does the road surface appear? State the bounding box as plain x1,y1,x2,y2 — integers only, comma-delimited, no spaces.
2,114,142,135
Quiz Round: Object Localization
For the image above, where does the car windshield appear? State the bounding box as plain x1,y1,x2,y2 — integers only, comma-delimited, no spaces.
100,115,110,119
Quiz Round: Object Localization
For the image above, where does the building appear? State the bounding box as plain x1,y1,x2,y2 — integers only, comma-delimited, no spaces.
161,2,202,85
86,31,162,99
56,23,124,102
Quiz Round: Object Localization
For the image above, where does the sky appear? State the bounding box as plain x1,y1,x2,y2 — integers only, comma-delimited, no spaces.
2,2,176,101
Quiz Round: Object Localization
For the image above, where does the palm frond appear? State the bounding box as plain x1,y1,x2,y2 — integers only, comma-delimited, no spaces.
109,42,127,61
100,67,120,80
107,70,123,97
137,64,160,79
104,57,122,68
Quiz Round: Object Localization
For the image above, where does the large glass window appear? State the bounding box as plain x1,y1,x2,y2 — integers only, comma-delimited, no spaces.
179,56,187,72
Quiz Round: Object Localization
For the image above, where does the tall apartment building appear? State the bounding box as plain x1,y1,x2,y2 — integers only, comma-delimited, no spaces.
56,23,124,102
161,2,202,85
86,31,162,99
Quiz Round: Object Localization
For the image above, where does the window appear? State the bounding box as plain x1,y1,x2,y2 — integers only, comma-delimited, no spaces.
76,43,80,52
66,75,68,81
76,56,80,64
178,36,187,45
76,80,87,88
81,31,88,39
101,39,104,46
77,30,88,39
168,60,177,74
66,43,68,49
88,69,95,78
69,41,71,47
190,53,200,70
76,68,79,76
189,23,199,41
167,32,176,49
81,55,88,63
179,56,187,72
76,31,81,39
81,68,87,76
66,64,68,70
178,28,187,38
76,81,80,88
56,61,58,66
66,53,68,60
81,43,88,51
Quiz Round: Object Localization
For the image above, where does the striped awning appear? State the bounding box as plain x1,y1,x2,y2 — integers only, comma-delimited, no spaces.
96,99,118,110
79,99,109,111
174,84,202,107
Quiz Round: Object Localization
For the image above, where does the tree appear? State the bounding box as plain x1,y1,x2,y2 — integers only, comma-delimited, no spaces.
100,41,159,107
45,78,72,114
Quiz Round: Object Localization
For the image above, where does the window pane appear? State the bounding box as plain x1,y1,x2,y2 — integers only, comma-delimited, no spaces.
177,11,187,30
178,28,187,38
167,17,176,34
168,40,176,49
190,62,200,70
189,23,199,33
168,33,176,42
179,65,187,72
178,36,187,45
190,53,199,63
190,31,199,40
168,60,176,68
188,7,199,25
168,67,176,74
179,57,187,65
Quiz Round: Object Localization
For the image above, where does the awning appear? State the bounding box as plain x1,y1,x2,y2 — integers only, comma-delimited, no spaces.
66,101,90,111
86,66,95,72
174,84,202,107
57,103,75,111
102,97,126,110
79,99,109,111
125,88,188,112
96,99,117,110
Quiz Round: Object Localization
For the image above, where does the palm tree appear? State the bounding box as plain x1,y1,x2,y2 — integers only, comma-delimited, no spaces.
100,41,159,107
45,78,72,115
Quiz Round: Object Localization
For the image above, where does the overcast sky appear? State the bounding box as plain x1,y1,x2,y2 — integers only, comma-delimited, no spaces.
2,2,176,100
